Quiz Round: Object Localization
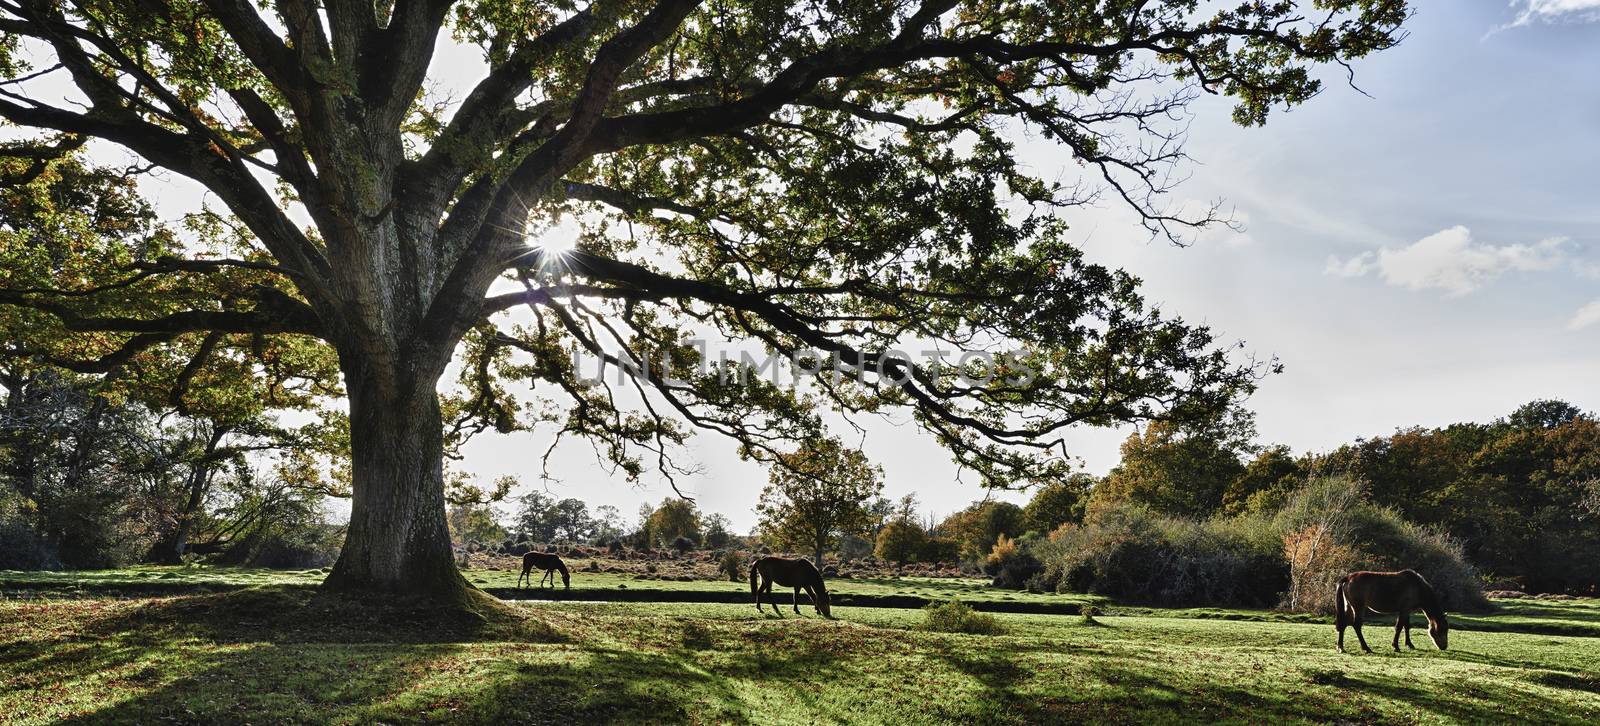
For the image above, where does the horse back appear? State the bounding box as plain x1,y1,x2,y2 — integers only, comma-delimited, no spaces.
523,551,563,570
757,556,819,588
1344,570,1431,614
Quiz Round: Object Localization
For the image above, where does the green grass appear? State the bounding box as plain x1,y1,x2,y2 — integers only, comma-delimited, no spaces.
0,565,1108,612
3,575,1599,724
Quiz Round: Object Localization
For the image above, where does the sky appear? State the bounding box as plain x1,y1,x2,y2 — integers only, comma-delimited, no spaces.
13,1,1600,532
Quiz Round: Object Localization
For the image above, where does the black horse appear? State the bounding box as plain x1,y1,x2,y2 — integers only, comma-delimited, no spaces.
1335,569,1449,653
518,551,570,590
749,556,831,617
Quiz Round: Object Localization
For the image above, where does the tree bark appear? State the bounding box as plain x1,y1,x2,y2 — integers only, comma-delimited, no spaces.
322,359,469,603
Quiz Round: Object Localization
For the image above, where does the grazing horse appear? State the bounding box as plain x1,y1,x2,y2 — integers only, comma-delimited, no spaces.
750,556,831,618
518,551,570,590
1335,569,1448,653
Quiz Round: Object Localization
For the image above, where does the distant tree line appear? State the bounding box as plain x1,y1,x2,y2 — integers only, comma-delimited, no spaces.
1082,400,1600,594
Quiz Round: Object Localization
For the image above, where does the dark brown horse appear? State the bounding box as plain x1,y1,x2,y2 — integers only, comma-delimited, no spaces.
1335,569,1448,653
750,556,831,618
518,551,570,590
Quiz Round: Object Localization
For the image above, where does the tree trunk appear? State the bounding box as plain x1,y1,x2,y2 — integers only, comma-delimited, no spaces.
152,425,227,565
323,362,470,603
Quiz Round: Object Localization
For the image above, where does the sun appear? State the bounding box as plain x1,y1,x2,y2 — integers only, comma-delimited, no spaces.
529,232,578,258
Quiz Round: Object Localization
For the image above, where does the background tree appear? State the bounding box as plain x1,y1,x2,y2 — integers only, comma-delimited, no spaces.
701,512,733,549
1092,420,1251,518
0,0,1407,603
548,498,595,542
756,437,883,566
1222,445,1307,515
590,504,626,544
938,500,1025,562
1021,474,1094,536
645,498,701,549
446,501,507,546
511,490,557,543
0,149,342,568
875,519,927,567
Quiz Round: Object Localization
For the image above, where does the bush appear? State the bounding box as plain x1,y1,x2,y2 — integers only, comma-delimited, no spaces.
671,535,697,554
922,600,1006,635
1035,477,1487,612
1035,502,1286,608
918,537,961,564
1274,477,1485,613
718,550,745,582
0,520,56,570
982,535,1043,590
223,523,344,569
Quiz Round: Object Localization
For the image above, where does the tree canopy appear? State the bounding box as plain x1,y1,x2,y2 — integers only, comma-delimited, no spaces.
0,0,1409,600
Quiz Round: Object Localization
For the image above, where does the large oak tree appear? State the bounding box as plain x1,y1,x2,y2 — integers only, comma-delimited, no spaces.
0,0,1407,604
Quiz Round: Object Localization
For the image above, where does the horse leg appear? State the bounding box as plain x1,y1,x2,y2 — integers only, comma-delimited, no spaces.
1404,613,1416,649
1336,602,1348,652
763,580,780,617
1392,610,1404,652
1353,611,1372,653
804,585,825,617
793,587,803,614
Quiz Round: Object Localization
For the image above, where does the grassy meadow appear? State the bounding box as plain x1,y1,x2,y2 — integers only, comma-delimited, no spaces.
0,564,1109,612
3,568,1599,724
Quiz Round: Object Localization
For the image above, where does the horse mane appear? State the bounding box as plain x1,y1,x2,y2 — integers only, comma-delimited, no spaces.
1403,570,1444,618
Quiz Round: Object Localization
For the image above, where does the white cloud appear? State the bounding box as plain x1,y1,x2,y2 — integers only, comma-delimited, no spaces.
1507,0,1600,27
1324,251,1375,278
1570,300,1600,331
1325,226,1569,296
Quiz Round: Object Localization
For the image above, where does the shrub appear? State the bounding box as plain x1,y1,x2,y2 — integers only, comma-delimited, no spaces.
718,550,745,582
922,600,1006,635
1035,477,1487,612
606,538,625,555
1035,502,1286,607
671,535,697,554
237,524,344,569
0,523,57,570
982,535,1043,590
1274,477,1485,612
918,536,961,564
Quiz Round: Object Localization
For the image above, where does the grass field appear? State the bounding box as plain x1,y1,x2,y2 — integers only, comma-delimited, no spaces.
0,564,1109,612
3,568,1598,724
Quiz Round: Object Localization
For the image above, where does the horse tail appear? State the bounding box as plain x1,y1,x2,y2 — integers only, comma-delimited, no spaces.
1334,579,1349,628
749,560,761,601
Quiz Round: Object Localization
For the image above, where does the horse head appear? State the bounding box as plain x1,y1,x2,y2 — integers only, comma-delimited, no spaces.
1427,612,1448,650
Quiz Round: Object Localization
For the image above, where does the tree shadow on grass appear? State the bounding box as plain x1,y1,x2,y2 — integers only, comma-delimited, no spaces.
1343,671,1596,724
23,592,849,725
77,585,561,645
